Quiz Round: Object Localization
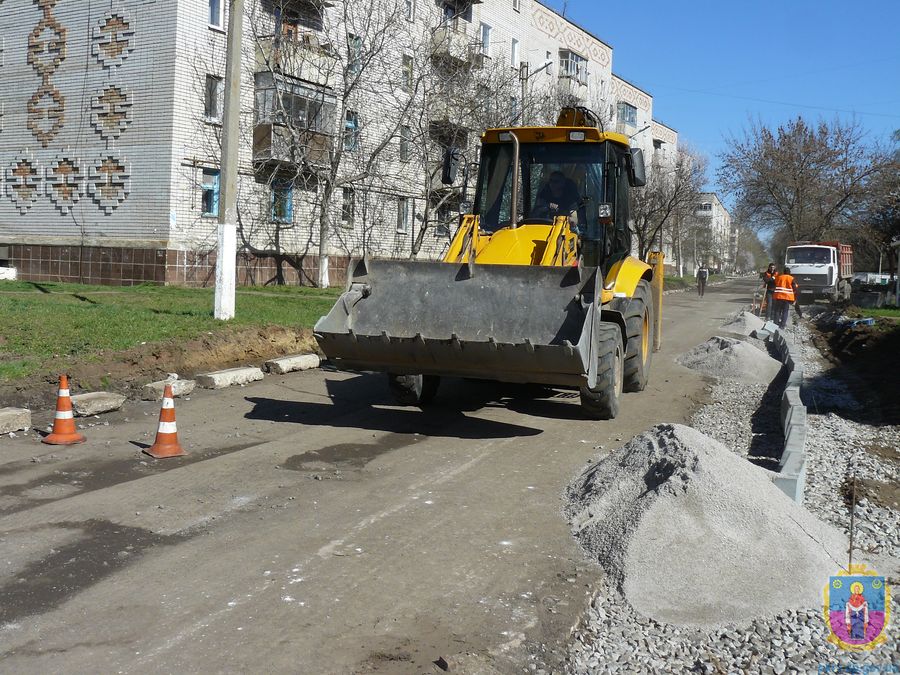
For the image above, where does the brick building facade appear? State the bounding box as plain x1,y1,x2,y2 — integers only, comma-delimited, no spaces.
0,0,679,286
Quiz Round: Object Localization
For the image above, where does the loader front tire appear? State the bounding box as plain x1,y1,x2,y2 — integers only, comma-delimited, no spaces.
388,374,439,406
623,279,654,392
579,324,624,420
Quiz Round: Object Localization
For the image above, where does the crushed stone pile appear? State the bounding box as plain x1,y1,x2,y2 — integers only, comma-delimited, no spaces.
720,310,766,336
565,424,847,628
676,335,782,384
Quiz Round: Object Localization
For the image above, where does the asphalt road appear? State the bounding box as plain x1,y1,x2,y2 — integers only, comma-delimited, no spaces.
0,277,758,674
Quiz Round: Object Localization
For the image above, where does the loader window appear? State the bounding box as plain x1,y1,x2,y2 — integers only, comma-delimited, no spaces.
473,142,606,233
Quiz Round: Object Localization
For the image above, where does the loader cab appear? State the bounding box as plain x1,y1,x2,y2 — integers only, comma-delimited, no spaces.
472,131,635,272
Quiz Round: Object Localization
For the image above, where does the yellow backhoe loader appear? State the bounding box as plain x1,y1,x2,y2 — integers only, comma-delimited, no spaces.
315,107,664,419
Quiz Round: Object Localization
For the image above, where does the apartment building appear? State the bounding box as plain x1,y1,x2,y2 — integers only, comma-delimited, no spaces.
693,192,734,273
0,0,679,286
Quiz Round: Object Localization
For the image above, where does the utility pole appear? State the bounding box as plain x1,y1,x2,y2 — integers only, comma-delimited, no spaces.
215,0,245,320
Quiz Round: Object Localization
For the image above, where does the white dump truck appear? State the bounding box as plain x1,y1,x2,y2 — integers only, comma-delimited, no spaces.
785,241,853,303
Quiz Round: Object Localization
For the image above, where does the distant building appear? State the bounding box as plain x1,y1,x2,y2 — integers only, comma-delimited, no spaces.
0,0,678,286
693,192,733,272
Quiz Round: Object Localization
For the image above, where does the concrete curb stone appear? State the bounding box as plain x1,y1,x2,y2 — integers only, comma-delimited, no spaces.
0,407,31,434
765,323,808,503
264,354,320,375
71,392,127,417
141,379,196,401
196,367,265,389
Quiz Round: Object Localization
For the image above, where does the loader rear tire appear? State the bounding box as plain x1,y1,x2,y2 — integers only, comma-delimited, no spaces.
623,279,654,392
579,324,624,420
388,374,439,406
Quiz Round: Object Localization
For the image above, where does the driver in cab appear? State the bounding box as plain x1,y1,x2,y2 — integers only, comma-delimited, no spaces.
533,170,581,227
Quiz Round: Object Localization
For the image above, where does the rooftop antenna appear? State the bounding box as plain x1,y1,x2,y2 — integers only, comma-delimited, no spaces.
561,0,568,17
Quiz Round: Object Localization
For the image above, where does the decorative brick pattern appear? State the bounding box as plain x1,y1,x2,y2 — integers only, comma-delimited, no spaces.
26,0,67,147
92,12,134,68
5,152,41,214
90,84,133,140
45,153,84,213
89,153,131,213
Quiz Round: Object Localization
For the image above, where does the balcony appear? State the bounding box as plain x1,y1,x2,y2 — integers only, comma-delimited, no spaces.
430,26,483,69
253,123,332,170
255,33,335,86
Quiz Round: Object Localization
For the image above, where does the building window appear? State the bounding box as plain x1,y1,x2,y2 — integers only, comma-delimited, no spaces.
513,0,521,11
617,102,637,127
404,0,415,21
698,202,713,212
479,22,491,56
510,38,519,68
342,187,355,227
271,181,293,223
204,75,223,122
559,50,587,84
201,169,220,217
348,34,362,76
399,125,411,162
397,197,410,233
344,110,359,151
653,139,663,150
401,54,413,92
209,0,223,28
510,96,518,121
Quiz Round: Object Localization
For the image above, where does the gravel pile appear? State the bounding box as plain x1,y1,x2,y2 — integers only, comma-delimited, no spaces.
565,424,847,628
568,582,899,674
565,311,899,673
676,336,783,384
720,310,766,336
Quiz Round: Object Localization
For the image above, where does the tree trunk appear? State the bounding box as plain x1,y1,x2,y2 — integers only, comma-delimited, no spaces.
317,180,333,288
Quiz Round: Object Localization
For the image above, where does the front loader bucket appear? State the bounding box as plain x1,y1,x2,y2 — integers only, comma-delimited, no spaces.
314,258,601,387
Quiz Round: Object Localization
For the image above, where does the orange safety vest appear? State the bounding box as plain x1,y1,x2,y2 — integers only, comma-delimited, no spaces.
773,274,796,302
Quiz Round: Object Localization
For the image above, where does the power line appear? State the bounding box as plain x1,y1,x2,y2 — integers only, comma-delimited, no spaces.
643,84,900,119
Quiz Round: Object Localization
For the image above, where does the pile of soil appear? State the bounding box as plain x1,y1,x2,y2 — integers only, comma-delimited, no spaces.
0,326,318,410
676,336,782,384
565,424,848,627
809,312,900,424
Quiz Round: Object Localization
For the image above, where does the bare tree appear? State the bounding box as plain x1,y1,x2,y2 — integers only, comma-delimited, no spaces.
631,147,706,260
718,117,885,243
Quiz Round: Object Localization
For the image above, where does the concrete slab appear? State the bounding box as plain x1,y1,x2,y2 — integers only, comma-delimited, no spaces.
0,407,31,434
264,354,320,375
141,379,196,401
196,367,264,389
763,321,779,334
71,392,127,417
750,328,772,340
780,389,802,430
773,460,806,504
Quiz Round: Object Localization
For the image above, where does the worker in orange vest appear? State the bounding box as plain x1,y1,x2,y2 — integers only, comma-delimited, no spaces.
773,266,799,329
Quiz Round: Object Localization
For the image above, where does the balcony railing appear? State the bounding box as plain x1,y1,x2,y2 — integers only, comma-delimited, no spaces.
430,26,484,68
255,33,335,86
253,123,332,168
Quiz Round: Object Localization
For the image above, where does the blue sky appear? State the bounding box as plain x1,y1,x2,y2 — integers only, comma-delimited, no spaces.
545,0,900,193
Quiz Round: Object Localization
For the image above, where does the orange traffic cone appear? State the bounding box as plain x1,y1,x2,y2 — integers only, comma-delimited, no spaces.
43,374,86,445
144,384,186,459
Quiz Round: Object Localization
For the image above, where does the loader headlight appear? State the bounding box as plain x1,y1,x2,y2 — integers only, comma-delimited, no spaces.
498,132,513,141
568,131,586,141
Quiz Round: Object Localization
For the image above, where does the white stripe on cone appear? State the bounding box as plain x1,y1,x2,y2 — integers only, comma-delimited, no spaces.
55,410,74,419
58,389,70,397
157,421,178,434
162,398,174,409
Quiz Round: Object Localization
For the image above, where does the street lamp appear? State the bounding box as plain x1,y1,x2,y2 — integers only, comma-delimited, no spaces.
518,58,553,126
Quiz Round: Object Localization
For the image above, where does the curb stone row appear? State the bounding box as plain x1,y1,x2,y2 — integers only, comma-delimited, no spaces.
0,353,322,438
753,321,807,503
